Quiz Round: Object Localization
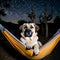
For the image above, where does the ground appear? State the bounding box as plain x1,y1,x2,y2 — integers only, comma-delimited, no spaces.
0,46,16,60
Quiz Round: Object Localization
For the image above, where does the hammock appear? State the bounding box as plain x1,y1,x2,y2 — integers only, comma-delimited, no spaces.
0,24,60,60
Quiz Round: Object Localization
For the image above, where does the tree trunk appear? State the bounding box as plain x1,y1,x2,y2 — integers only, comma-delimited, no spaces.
42,23,44,35
46,23,48,38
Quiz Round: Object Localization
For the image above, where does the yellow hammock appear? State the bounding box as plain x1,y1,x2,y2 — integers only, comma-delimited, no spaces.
0,24,60,60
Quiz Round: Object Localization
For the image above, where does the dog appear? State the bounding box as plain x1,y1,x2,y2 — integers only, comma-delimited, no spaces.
19,23,42,55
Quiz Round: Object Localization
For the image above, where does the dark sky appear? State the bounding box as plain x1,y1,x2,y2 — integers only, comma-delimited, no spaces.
2,0,60,24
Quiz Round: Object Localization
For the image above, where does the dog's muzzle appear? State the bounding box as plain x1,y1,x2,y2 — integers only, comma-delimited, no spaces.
24,29,33,37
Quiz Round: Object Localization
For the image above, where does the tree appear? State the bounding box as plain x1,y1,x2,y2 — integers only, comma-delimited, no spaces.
28,4,35,23
0,1,10,19
0,9,6,16
3,2,10,8
18,20,27,25
54,16,60,23
39,4,54,38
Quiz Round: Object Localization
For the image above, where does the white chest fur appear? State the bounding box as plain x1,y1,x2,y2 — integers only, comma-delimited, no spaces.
20,36,42,48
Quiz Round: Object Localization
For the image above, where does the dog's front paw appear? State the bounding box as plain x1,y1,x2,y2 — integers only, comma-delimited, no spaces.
26,44,32,50
34,47,39,55
26,47,31,50
26,46,31,50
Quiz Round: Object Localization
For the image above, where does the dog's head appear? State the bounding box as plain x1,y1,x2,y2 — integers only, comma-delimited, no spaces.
19,23,39,37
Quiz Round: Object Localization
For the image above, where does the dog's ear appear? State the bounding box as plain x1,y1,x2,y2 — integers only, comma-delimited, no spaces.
35,24,39,31
19,25,23,30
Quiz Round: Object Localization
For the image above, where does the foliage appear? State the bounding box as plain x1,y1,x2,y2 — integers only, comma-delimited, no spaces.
18,20,27,25
0,0,10,16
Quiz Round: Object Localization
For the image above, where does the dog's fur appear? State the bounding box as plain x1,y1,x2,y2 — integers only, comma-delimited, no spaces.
19,23,42,55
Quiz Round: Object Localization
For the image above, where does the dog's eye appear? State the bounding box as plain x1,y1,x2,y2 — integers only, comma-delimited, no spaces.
30,25,33,28
24,26,27,29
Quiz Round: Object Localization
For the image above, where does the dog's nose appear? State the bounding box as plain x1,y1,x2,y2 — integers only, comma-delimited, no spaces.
24,29,33,37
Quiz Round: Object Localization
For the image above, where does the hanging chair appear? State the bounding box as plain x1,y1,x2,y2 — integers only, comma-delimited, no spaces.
0,24,60,60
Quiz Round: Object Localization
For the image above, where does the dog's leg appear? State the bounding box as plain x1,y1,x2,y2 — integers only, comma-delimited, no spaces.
20,38,26,47
26,42,32,49
33,44,39,55
38,41,42,47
